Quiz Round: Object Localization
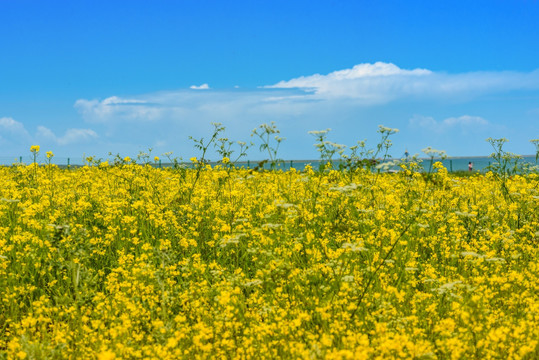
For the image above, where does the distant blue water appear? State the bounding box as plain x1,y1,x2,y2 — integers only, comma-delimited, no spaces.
1,155,537,172
234,156,538,172
420,156,537,172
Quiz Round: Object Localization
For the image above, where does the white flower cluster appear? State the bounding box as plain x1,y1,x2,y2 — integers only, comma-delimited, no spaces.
341,242,368,252
375,159,401,171
422,146,447,159
219,233,247,247
378,125,400,134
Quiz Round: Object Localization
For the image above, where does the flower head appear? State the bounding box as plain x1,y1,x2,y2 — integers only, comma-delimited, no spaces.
30,145,40,153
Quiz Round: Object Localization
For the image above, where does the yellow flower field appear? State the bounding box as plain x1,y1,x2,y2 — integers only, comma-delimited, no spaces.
0,161,538,359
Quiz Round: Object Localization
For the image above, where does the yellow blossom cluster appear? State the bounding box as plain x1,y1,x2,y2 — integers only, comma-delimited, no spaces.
0,162,538,359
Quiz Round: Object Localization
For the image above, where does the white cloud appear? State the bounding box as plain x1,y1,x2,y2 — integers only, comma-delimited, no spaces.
74,87,308,126
443,115,488,127
409,115,438,129
74,96,163,123
409,115,489,133
0,117,31,138
58,129,98,145
0,117,98,155
74,62,539,127
69,62,539,159
190,83,210,90
36,126,98,145
36,125,57,140
267,62,539,103
268,62,432,101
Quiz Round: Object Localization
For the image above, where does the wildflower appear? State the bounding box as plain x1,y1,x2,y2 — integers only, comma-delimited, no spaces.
422,146,447,159
341,243,367,252
378,125,399,134
486,137,508,143
190,157,198,163
434,281,463,294
243,279,263,287
154,156,160,162
97,350,116,360
455,211,477,218
461,251,484,258
30,145,40,153
2,138,539,357
222,157,230,164
330,183,359,192
375,159,400,171
219,233,247,247
275,201,297,209
308,129,331,135
405,267,419,272
46,151,54,159
261,223,282,229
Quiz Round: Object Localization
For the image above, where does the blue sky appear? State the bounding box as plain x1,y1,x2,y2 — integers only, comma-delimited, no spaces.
1,0,538,161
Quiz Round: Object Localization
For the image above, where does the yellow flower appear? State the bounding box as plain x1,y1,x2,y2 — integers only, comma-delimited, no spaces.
30,145,40,153
124,156,131,163
2,139,539,357
190,157,198,163
46,151,54,159
97,350,116,360
154,156,160,162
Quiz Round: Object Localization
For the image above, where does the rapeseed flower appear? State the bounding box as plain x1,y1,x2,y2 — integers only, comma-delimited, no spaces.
0,162,537,358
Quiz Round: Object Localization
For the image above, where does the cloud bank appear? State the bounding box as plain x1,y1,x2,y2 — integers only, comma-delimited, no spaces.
66,62,539,157
0,117,98,154
268,62,539,103
36,126,98,145
74,62,539,125
0,117,31,139
5,62,538,158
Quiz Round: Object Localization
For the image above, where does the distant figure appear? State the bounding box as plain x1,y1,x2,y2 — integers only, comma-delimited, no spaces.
404,149,409,158
468,161,473,172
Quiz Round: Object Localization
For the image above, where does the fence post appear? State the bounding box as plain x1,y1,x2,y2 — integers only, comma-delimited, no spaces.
290,160,293,169
450,159,453,172
67,158,70,167
19,156,22,164
247,160,250,168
